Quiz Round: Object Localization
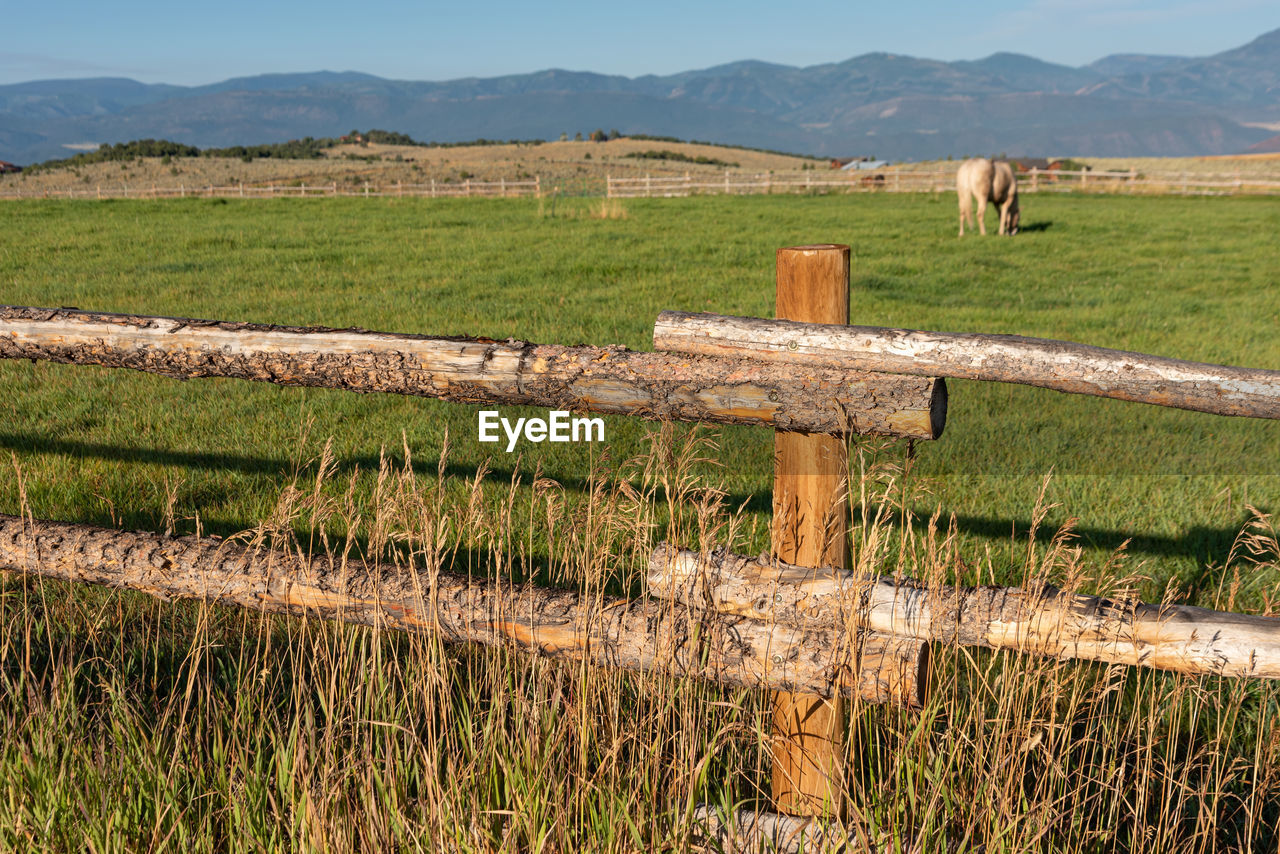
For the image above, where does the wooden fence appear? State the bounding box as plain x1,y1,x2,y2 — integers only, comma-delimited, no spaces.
607,168,1280,198
8,167,1280,202
2,243,1279,848
0,176,542,201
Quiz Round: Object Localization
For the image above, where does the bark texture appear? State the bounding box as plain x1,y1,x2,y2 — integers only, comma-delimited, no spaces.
0,515,927,706
690,804,930,853
653,311,1280,420
691,804,872,854
649,545,1280,680
0,305,945,439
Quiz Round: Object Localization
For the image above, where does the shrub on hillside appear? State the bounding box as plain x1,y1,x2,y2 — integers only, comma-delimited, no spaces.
622,150,739,168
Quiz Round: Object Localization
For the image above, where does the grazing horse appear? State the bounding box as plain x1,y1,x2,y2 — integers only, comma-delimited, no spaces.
957,158,1020,236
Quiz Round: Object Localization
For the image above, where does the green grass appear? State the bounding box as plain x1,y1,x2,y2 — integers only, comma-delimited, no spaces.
2,193,1277,599
1,192,1279,851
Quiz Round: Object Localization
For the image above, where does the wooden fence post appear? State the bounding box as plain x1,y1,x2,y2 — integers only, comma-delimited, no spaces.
771,244,850,817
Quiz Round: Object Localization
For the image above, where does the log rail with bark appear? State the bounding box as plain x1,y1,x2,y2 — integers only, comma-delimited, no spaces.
0,515,929,707
648,545,1280,680
653,311,1280,420
0,305,946,440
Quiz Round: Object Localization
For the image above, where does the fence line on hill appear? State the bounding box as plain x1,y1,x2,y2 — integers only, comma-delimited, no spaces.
6,166,1280,201
607,168,1280,198
0,176,542,200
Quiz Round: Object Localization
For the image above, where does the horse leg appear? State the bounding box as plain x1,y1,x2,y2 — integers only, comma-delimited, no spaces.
958,194,970,236
976,195,988,236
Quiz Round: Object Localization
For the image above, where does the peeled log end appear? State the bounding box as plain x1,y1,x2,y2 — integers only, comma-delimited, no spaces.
856,631,929,709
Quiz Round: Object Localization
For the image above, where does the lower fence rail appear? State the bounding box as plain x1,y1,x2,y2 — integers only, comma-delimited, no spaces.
0,515,928,707
649,545,1280,680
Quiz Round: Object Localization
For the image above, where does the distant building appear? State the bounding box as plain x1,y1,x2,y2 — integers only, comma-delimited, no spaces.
1006,158,1071,172
0,160,22,174
831,156,891,170
841,159,890,171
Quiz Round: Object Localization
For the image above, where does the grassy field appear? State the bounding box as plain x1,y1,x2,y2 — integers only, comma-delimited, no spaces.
2,192,1279,851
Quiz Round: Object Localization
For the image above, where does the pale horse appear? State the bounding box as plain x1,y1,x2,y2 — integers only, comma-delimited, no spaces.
956,158,1020,236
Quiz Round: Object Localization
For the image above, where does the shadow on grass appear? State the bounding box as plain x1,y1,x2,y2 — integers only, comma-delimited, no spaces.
1,433,1259,573
928,512,1255,605
938,511,1247,566
0,430,774,524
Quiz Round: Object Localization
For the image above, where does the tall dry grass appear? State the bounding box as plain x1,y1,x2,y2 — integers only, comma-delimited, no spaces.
2,429,1278,852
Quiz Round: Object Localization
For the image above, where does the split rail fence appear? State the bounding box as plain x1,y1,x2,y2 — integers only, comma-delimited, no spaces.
8,167,1280,202
0,177,542,201
607,168,1280,198
2,244,1280,848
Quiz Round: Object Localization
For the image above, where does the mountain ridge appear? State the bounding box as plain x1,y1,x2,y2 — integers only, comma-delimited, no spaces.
2,27,1278,164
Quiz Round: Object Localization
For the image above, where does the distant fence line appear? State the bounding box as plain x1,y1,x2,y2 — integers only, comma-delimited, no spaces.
5,168,1280,201
607,168,1280,198
0,176,543,200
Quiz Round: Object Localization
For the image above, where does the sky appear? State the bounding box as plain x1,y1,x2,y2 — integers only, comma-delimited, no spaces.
4,0,1278,87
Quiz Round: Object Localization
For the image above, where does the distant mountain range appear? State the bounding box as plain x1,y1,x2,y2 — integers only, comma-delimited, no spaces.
3,27,1280,165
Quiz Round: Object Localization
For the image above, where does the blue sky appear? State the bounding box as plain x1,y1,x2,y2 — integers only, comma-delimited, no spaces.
4,0,1277,87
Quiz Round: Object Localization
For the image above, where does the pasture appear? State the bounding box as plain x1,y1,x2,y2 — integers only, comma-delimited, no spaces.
2,192,1279,851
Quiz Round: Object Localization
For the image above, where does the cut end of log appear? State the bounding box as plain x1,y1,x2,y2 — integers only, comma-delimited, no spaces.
930,377,948,439
778,243,850,254
855,632,930,709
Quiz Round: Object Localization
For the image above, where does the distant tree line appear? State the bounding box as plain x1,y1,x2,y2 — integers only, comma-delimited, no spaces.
24,130,553,172
626,134,819,161
22,128,819,172
25,139,201,172
623,150,740,168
